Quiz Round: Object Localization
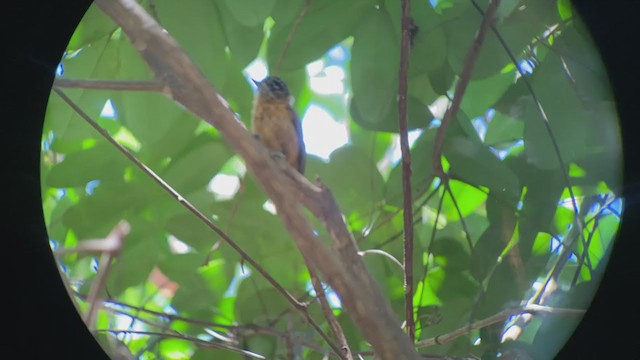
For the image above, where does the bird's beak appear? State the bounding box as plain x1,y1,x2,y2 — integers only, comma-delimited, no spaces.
252,79,261,86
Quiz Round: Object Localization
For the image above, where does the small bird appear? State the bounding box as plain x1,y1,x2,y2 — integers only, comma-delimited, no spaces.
252,76,306,174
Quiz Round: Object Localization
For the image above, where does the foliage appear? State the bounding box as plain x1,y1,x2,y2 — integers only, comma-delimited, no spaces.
42,0,622,359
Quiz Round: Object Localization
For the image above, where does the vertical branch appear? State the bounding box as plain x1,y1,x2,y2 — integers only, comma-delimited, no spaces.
431,0,501,176
398,0,415,341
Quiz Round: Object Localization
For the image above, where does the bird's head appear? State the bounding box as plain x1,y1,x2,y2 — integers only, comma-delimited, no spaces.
253,76,291,102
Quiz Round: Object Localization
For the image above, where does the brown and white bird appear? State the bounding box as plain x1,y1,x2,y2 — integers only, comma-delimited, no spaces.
251,76,306,174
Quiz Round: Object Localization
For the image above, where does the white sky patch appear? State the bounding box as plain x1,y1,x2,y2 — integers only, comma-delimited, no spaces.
306,59,325,77
100,99,116,119
310,65,345,95
168,235,192,254
389,129,423,164
429,96,450,119
328,45,346,61
302,105,349,160
207,174,241,201
263,200,277,215
244,58,268,83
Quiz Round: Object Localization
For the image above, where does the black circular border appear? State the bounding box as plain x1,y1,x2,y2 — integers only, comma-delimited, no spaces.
2,0,638,358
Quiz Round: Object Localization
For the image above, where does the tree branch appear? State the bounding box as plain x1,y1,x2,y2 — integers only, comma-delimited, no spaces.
398,0,416,342
55,220,130,330
416,304,585,348
93,0,418,358
307,267,352,360
97,329,266,359
275,0,311,74
431,0,501,177
53,78,166,92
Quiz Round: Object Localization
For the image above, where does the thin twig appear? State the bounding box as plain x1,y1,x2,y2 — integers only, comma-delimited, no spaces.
307,267,352,360
54,78,166,92
56,220,130,330
77,291,333,354
442,180,473,250
415,304,585,348
417,184,446,309
398,0,415,342
432,0,501,176
359,249,404,271
275,0,311,74
97,329,265,358
52,88,342,357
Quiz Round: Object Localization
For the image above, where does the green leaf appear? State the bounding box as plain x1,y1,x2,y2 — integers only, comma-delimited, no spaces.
350,95,432,132
431,236,471,271
165,213,218,253
216,2,264,68
471,195,517,282
385,128,436,206
267,0,371,71
271,0,305,25
508,157,564,262
531,232,552,256
445,5,544,79
522,54,589,170
428,60,455,95
557,0,573,21
308,145,384,217
67,5,118,50
159,338,195,360
442,179,487,221
223,0,274,27
154,0,227,84
158,253,217,313
161,140,232,195
351,7,399,127
46,143,128,188
460,70,515,118
484,111,523,145
443,135,521,199
62,181,148,239
108,230,164,295
235,286,291,324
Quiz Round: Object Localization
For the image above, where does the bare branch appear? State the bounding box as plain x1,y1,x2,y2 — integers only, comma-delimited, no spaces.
431,0,501,176
275,0,311,74
97,329,266,359
416,304,585,348
55,220,130,330
398,0,416,342
307,267,352,360
53,78,166,92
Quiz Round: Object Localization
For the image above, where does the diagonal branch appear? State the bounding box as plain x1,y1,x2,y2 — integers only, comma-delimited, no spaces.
431,0,501,177
307,266,352,360
97,329,265,359
416,304,585,348
53,78,166,92
398,0,416,342
93,0,418,358
275,0,311,74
